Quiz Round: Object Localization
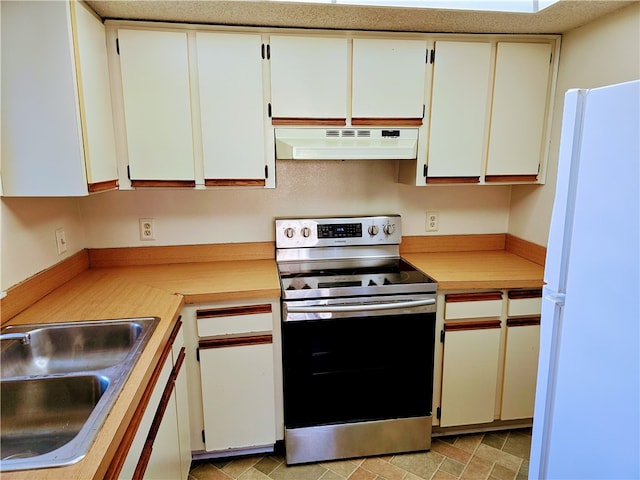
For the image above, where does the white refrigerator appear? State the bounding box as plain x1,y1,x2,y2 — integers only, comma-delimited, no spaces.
530,80,639,479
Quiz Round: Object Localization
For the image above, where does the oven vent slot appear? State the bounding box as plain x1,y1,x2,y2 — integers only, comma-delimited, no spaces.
326,130,340,138
357,130,372,137
341,129,356,138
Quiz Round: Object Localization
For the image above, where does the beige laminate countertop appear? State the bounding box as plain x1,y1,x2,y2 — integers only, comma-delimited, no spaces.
1,246,541,479
2,259,280,480
404,250,545,290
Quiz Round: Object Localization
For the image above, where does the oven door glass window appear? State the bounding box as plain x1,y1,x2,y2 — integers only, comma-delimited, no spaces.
282,311,435,429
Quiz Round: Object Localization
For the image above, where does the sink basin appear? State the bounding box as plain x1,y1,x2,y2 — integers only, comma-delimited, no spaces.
0,317,159,472
1,375,108,461
1,320,148,378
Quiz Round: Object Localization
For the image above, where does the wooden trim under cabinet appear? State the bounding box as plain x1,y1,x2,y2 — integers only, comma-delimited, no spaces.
351,118,423,126
130,180,196,188
426,176,480,184
445,292,503,303
506,316,541,327
88,179,118,193
197,304,272,319
485,174,538,183
444,319,502,331
205,179,266,187
272,117,346,126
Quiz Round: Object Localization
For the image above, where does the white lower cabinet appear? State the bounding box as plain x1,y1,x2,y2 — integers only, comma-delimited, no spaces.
440,322,502,427
437,289,542,429
119,322,191,480
181,299,283,456
501,321,540,420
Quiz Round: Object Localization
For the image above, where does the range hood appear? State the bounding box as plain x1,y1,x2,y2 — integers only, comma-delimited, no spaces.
275,128,418,160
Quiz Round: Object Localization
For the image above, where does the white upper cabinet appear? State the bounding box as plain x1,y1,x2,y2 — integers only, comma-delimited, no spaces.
196,32,269,186
1,1,118,196
269,35,349,122
486,42,553,180
426,41,493,182
117,29,195,184
351,38,428,122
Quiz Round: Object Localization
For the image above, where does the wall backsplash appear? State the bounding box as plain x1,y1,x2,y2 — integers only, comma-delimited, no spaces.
80,160,512,248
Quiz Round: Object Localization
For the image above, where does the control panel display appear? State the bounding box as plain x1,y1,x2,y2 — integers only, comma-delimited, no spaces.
318,223,362,238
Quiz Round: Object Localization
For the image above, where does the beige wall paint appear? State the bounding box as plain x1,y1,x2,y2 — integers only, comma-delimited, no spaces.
1,197,86,290
508,3,640,247
79,161,511,248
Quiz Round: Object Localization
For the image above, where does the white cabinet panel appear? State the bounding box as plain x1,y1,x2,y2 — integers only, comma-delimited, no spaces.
1,1,117,196
440,326,501,427
196,32,267,181
486,42,553,177
427,41,492,179
200,342,276,451
501,323,540,420
507,297,542,317
270,35,348,119
197,312,273,337
352,38,427,119
143,388,182,480
73,2,118,186
118,29,195,181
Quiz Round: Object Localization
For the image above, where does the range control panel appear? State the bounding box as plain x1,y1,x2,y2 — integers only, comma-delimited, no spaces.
275,215,402,248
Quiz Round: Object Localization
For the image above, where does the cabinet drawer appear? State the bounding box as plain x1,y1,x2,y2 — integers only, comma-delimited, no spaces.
444,292,503,320
507,289,542,317
196,304,272,337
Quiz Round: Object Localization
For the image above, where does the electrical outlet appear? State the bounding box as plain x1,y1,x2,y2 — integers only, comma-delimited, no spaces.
426,212,439,232
139,218,155,241
55,228,68,254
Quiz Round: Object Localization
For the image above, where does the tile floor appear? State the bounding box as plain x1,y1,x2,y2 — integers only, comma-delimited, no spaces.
189,428,532,480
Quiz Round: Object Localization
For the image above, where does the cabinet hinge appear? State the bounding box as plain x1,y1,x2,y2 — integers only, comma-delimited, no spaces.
261,43,271,60
116,38,120,55
196,348,200,362
550,52,553,64
422,104,425,119
430,48,435,64
126,165,131,180
440,329,445,343
423,164,428,178
436,407,441,420
202,429,206,443
268,103,272,118
426,48,429,64
265,165,269,179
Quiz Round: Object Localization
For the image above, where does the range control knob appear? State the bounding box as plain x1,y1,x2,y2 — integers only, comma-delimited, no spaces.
383,224,395,236
302,227,311,238
285,227,295,238
368,225,379,236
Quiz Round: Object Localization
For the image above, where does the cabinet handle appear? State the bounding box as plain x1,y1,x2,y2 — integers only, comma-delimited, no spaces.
196,304,271,319
445,292,503,303
507,289,542,300
506,316,541,327
199,334,272,349
444,320,501,331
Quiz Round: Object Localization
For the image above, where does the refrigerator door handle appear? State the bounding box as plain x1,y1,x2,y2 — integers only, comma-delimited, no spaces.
544,291,566,306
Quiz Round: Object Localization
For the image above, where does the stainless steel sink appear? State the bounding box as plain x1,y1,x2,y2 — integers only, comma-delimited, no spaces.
0,317,159,472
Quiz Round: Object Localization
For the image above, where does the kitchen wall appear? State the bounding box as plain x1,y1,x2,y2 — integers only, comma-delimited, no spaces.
508,2,640,246
2,3,638,291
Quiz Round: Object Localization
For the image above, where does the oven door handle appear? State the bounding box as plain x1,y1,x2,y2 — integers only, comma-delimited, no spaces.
286,298,436,313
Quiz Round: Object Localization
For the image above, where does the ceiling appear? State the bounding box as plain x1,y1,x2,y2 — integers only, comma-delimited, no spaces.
85,0,636,34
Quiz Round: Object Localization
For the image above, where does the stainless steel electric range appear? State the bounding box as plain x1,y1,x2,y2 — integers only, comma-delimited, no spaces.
275,215,437,465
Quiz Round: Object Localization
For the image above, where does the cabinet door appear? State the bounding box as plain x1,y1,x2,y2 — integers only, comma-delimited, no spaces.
72,2,118,191
501,320,540,420
196,32,268,185
143,388,182,480
486,42,552,180
118,29,195,183
440,322,501,427
270,35,348,122
351,38,427,122
426,41,492,181
199,339,276,451
1,1,87,196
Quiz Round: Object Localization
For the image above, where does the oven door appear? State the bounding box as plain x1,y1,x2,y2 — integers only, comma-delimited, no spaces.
282,294,437,429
